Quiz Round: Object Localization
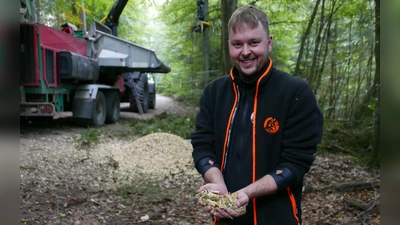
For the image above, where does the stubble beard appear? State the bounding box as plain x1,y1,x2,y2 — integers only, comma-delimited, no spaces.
237,58,263,80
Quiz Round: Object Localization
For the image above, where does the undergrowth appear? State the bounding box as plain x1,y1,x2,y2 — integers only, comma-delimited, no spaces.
74,112,196,152
319,120,379,168
75,127,107,151
127,112,196,139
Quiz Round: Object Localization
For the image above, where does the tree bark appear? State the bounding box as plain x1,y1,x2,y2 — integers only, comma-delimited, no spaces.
220,0,237,76
373,0,380,159
326,22,338,120
293,0,321,77
33,0,40,22
203,0,211,86
315,11,332,95
309,0,325,87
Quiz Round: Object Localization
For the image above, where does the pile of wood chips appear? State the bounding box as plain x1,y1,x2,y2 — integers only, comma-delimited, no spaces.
110,132,198,177
197,190,245,212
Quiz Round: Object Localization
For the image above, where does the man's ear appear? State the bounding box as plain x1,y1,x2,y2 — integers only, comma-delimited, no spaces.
268,36,273,52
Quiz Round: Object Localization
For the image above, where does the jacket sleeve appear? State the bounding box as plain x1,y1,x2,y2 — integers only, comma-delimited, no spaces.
278,84,324,185
190,84,219,169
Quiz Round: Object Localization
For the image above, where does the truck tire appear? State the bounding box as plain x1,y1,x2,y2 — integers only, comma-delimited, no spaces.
105,91,120,124
87,91,106,126
148,92,156,109
129,73,149,113
148,82,156,109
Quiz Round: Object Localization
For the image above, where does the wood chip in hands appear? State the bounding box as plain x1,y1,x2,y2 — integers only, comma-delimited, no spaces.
196,190,245,212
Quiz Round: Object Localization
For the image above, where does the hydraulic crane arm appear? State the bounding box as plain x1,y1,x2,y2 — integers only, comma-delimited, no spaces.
89,0,170,73
102,0,129,36
189,0,212,33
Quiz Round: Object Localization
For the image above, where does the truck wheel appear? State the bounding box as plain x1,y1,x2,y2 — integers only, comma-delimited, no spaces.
148,80,156,109
88,91,106,126
129,73,149,113
105,91,120,124
149,92,156,109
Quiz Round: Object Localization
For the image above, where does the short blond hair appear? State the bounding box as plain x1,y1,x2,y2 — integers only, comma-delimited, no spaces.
228,5,270,36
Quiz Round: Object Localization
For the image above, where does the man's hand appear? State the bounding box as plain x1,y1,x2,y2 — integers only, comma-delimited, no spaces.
211,190,249,219
197,183,228,195
197,183,228,215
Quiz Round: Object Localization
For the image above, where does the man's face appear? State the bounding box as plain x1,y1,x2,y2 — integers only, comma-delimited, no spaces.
229,22,272,79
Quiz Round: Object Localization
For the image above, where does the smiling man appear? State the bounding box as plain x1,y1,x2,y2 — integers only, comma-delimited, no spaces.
228,8,272,80
191,5,324,225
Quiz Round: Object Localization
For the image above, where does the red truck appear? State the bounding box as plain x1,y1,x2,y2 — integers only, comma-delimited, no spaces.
20,0,170,126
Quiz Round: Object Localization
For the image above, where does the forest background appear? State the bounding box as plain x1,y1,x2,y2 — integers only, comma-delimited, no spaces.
26,0,379,167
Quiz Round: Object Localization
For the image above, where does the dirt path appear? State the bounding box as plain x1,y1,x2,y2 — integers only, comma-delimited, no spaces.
120,94,191,119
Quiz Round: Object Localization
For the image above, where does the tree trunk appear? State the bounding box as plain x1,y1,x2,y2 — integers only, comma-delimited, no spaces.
309,0,325,87
33,0,40,22
203,0,210,86
293,0,321,77
221,0,237,76
315,13,332,95
373,0,380,158
326,28,336,120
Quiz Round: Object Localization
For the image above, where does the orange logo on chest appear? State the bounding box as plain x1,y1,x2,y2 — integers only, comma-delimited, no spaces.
264,117,279,134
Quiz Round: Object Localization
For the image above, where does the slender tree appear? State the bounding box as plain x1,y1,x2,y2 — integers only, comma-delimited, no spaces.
373,0,380,158
308,0,325,87
220,0,237,75
203,0,211,86
293,0,321,78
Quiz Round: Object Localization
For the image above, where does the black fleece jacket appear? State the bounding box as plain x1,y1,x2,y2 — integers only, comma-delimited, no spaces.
191,59,323,225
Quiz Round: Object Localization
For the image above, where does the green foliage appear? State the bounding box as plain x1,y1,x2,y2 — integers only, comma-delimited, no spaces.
251,0,307,73
38,0,151,48
115,177,163,205
127,112,196,139
177,89,203,107
75,127,106,151
74,110,197,152
354,97,376,121
156,0,223,97
20,165,37,171
319,120,379,168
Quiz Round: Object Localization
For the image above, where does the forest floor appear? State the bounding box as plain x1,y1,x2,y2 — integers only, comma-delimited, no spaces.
20,95,380,225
